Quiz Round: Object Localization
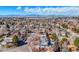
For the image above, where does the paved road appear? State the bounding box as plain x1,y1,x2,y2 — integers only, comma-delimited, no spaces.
2,45,32,52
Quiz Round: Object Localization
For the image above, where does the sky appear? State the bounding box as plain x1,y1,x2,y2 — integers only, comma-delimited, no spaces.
0,6,79,16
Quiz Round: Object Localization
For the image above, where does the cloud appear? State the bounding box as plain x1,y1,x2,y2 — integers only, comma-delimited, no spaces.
24,6,79,16
17,6,21,10
24,7,42,13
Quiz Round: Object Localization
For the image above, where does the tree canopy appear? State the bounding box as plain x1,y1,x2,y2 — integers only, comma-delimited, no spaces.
12,35,18,43
74,37,79,47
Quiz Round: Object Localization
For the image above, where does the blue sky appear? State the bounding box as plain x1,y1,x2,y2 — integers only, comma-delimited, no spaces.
0,6,79,16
